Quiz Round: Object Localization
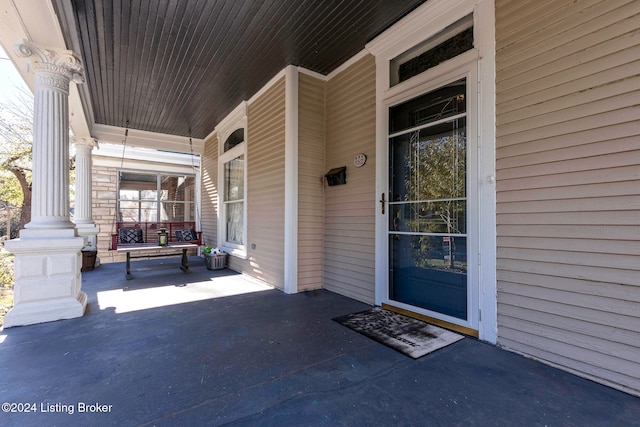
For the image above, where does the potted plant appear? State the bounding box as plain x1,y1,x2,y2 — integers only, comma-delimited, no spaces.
203,246,226,270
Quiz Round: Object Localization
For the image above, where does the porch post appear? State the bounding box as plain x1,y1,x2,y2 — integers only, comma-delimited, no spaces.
3,40,87,327
73,137,100,251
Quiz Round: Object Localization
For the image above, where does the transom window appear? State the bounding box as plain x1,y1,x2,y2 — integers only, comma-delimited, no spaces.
224,128,244,152
118,171,195,222
390,14,473,86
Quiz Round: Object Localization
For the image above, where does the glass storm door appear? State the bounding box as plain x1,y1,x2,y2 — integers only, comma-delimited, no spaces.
388,79,468,321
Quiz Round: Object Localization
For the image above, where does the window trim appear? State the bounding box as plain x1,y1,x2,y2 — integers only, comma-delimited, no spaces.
216,102,249,258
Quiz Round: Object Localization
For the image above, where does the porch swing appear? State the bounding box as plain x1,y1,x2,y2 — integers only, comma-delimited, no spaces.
109,123,202,252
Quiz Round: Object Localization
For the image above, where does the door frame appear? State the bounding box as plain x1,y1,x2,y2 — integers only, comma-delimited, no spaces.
367,0,497,343
385,68,479,333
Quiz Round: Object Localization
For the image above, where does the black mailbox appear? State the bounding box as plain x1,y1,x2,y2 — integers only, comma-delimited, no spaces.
325,166,347,186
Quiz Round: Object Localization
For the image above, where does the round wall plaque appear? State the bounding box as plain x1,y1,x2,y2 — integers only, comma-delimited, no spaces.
353,153,367,167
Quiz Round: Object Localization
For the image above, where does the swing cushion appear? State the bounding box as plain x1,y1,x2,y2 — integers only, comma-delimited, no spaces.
175,229,198,242
119,228,144,244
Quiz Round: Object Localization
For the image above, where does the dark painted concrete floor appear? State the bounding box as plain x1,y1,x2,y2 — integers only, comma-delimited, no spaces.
0,258,638,426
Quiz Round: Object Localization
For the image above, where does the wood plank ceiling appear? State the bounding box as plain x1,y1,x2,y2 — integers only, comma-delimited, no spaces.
57,0,427,140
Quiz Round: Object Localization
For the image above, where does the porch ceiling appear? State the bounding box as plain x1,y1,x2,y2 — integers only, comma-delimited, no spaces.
54,0,427,140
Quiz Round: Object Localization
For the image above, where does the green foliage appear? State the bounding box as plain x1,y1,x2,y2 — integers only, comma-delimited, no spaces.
0,248,13,287
0,208,19,239
0,170,23,206
0,249,14,328
0,88,33,231
0,249,14,327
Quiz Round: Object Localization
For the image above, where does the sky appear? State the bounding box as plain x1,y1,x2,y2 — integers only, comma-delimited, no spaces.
0,45,30,104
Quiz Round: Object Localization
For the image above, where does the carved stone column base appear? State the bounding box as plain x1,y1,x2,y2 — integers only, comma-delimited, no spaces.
3,234,87,328
2,293,88,329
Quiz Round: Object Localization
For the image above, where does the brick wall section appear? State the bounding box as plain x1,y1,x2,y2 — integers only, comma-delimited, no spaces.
92,165,122,263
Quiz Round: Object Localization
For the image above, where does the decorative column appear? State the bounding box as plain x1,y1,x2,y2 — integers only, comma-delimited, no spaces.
73,137,100,251
3,40,87,327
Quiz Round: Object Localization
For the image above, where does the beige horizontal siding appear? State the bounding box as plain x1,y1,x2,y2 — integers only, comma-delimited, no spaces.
298,73,326,291
324,54,376,304
496,0,640,396
241,77,286,288
201,133,218,249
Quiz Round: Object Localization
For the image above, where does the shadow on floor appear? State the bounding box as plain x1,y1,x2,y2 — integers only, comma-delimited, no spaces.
0,258,638,426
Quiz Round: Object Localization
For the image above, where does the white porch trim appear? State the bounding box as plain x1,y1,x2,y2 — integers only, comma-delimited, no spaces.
283,65,299,294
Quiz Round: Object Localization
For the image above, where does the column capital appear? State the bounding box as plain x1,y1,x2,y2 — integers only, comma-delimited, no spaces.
73,137,98,150
14,39,84,91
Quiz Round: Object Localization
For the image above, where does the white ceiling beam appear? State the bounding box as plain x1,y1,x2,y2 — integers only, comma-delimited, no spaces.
92,123,205,155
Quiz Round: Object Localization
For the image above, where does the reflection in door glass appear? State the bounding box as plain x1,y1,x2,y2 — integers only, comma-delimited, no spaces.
389,119,466,221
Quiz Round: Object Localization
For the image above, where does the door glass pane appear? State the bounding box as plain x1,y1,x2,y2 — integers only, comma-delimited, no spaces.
389,80,466,134
390,200,466,234
388,79,468,320
390,235,467,319
389,118,467,235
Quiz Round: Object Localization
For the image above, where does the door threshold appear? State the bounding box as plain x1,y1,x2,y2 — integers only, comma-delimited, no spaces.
382,303,479,338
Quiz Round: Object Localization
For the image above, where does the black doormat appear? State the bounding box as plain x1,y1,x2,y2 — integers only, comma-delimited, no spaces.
333,307,464,359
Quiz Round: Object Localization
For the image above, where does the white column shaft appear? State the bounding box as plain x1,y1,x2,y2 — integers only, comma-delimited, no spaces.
73,139,95,224
29,74,73,228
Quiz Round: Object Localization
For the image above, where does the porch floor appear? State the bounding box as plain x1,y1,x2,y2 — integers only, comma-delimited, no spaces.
1,258,638,426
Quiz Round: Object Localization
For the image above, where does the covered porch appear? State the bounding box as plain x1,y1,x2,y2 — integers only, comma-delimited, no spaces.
1,259,638,425
1,0,639,398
